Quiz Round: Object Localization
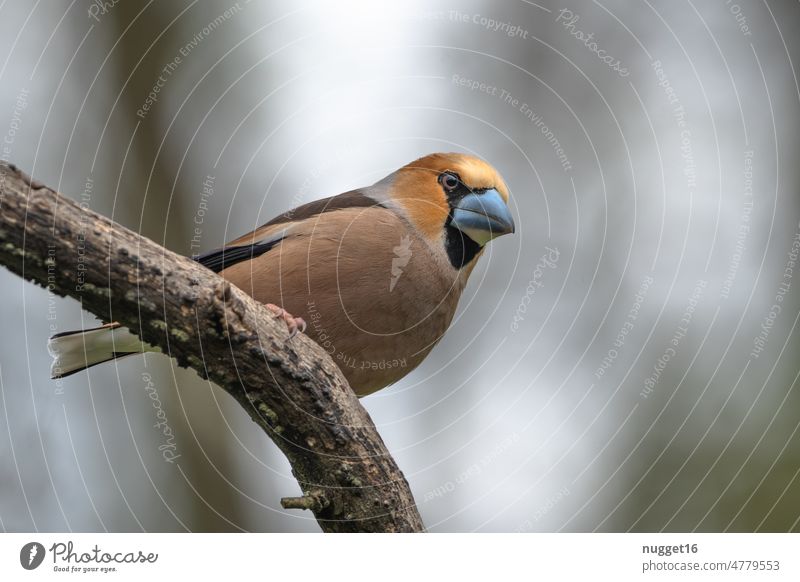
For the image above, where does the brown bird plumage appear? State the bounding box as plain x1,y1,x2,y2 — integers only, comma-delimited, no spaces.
49,153,515,396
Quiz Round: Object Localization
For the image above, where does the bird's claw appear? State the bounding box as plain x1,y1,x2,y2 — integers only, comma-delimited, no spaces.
265,303,307,340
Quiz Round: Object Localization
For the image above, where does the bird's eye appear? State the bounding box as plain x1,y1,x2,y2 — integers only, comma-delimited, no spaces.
440,172,460,192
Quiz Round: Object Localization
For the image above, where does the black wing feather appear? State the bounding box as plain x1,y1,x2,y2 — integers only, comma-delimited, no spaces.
194,238,282,273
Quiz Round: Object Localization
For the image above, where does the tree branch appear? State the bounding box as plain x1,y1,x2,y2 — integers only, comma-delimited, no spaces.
0,162,424,533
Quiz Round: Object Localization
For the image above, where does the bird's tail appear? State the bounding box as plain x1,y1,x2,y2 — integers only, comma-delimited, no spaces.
48,322,150,379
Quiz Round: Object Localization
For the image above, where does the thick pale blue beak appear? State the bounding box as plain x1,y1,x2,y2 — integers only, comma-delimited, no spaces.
451,189,515,246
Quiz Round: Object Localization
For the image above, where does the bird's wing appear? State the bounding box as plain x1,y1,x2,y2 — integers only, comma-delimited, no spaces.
194,189,382,273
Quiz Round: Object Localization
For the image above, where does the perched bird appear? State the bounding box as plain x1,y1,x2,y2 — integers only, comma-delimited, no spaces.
49,153,515,396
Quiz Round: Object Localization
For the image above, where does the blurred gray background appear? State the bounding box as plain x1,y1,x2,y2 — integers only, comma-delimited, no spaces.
1,0,799,532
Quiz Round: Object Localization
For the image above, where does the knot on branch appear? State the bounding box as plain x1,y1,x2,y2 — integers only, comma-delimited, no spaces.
281,489,330,513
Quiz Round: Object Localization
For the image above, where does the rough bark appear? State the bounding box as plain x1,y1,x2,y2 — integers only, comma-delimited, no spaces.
0,161,424,533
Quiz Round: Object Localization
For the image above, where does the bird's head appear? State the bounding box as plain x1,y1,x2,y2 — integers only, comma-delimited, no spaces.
374,153,515,270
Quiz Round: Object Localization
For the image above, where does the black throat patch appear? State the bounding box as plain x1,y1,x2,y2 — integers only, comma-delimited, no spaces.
444,220,482,269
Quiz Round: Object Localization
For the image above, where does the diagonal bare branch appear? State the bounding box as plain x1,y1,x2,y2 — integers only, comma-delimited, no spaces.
0,161,424,533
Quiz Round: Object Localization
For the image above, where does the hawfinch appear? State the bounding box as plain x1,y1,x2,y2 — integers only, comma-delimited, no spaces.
49,153,515,396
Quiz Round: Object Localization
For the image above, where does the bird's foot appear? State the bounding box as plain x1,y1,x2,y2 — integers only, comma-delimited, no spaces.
265,304,307,340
